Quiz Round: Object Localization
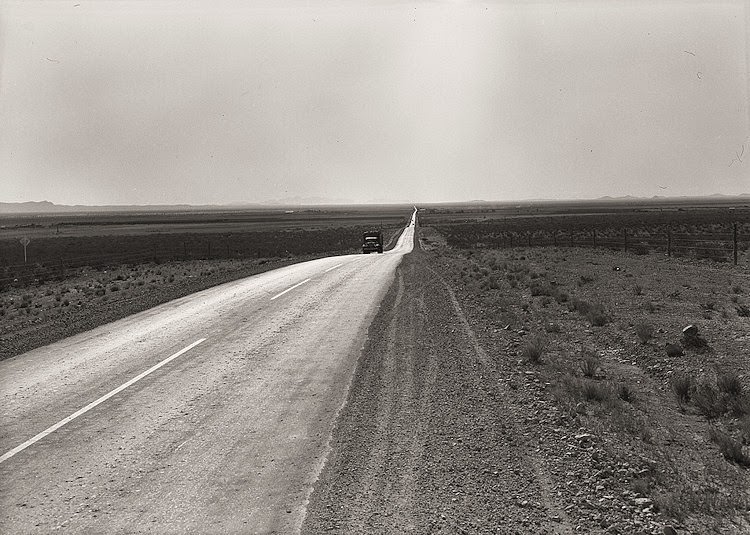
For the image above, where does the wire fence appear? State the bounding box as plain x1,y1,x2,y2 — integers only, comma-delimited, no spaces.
437,222,750,265
0,224,408,290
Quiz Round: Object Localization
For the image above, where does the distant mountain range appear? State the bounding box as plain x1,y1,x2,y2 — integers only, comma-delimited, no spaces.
0,199,352,214
1,194,748,214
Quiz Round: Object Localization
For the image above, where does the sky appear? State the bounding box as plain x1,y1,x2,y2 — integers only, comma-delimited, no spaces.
0,0,748,206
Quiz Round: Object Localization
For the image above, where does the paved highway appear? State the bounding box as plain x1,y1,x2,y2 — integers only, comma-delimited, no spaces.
0,209,416,533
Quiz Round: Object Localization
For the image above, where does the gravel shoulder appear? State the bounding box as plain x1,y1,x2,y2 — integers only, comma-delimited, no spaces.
303,228,750,534
303,248,576,534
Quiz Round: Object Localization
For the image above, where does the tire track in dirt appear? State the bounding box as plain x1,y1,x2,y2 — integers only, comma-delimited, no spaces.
302,250,575,534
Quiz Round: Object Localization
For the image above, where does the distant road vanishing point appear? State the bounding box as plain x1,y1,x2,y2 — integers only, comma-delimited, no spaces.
0,210,417,533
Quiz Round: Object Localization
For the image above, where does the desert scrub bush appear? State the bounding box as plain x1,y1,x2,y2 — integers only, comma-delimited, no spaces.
617,383,636,403
692,382,725,420
580,378,610,402
634,322,654,344
708,427,750,467
571,298,608,326
737,304,750,317
585,303,609,326
522,336,546,364
665,343,683,357
740,416,750,444
530,282,553,296
632,284,643,296
717,371,743,398
671,373,693,404
109,284,120,292
544,322,561,333
630,477,651,497
579,351,600,378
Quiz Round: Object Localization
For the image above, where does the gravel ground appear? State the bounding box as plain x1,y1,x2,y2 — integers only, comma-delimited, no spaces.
303,236,749,534
304,250,586,534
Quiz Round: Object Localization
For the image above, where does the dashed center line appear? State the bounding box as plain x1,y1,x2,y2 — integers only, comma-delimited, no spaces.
324,263,345,273
270,278,311,301
0,338,206,465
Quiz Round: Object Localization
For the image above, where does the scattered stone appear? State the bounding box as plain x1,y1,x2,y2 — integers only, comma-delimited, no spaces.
665,343,683,357
681,324,698,337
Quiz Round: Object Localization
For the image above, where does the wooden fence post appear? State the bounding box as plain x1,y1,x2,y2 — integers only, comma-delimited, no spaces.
553,231,557,247
624,229,628,252
528,232,532,246
570,231,574,247
593,229,597,248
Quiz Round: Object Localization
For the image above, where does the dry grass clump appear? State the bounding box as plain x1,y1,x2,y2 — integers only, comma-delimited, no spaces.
522,336,546,364
670,373,693,405
708,427,750,467
669,370,749,421
617,383,636,403
634,322,655,344
579,351,600,378
580,379,610,402
571,298,609,326
717,371,743,398
530,281,553,296
692,382,724,420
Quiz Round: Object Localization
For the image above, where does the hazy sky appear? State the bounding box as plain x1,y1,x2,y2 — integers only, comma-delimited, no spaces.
1,0,748,205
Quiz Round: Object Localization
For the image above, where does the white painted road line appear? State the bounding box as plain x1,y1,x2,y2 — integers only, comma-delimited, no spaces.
270,278,311,301
0,338,207,465
324,263,345,273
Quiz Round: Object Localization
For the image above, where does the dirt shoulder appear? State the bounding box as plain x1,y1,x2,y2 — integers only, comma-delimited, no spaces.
303,232,750,534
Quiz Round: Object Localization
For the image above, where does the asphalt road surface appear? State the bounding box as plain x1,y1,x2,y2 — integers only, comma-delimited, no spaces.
0,209,416,534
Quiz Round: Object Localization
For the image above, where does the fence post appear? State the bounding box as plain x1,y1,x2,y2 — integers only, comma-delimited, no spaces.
624,229,628,253
570,231,574,248
667,229,672,257
183,242,187,260
208,242,211,259
593,229,597,248
734,223,738,265
510,234,514,247
553,231,557,247
527,232,532,246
